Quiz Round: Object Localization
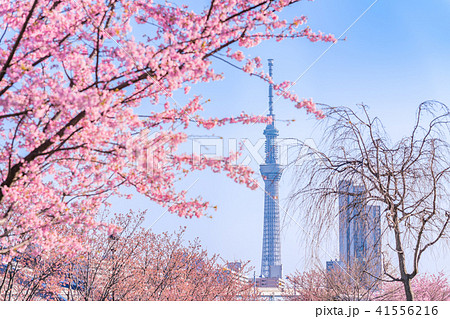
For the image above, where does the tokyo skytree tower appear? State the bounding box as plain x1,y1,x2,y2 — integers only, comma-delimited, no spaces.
260,59,283,279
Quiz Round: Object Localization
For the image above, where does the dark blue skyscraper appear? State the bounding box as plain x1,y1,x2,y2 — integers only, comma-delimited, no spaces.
260,59,283,279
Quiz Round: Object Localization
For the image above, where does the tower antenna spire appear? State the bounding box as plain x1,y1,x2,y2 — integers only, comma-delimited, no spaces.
268,59,274,118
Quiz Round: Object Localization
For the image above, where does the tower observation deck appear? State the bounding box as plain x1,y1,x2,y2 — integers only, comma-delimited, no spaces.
260,59,283,279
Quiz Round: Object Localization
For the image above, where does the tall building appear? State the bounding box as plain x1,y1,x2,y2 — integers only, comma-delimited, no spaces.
260,59,283,279
365,204,382,281
337,180,382,282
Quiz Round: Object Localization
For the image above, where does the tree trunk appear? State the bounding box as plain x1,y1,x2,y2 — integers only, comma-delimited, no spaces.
392,212,414,301
403,277,414,301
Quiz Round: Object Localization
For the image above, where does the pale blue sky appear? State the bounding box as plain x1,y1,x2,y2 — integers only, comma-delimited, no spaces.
111,0,450,277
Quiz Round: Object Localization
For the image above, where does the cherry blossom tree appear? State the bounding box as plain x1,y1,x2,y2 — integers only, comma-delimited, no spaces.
0,0,335,258
0,246,69,300
62,213,256,301
374,272,450,301
0,212,256,300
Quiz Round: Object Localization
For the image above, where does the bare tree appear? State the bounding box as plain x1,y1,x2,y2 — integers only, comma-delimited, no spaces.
290,101,450,301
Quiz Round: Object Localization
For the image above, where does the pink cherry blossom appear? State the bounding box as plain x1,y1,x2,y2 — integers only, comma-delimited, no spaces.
0,0,334,258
